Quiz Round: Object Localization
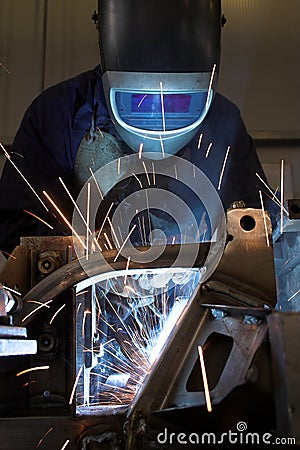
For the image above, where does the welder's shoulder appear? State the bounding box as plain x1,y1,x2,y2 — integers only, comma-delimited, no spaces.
212,92,243,121
28,67,98,116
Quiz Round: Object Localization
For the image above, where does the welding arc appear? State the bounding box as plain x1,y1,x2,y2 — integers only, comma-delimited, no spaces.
15,244,209,326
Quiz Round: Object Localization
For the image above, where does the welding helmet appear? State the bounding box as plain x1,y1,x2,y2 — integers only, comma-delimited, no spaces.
97,0,222,157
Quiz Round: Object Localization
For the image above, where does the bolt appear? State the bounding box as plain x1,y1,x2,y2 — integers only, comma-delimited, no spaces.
211,308,226,319
243,315,260,325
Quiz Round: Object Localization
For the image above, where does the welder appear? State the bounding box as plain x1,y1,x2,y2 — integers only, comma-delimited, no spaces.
0,0,273,255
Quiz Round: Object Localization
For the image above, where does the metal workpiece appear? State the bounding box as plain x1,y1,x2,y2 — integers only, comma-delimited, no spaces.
0,236,77,297
126,301,268,415
13,242,209,326
0,207,282,448
201,278,273,308
268,312,300,446
0,416,125,450
0,284,36,356
0,339,37,356
1,207,276,324
273,199,300,311
213,207,276,307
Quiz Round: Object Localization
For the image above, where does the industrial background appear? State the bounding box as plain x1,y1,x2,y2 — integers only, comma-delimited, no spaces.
0,0,299,202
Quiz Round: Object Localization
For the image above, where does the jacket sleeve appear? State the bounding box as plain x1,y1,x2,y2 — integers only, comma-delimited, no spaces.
0,80,79,254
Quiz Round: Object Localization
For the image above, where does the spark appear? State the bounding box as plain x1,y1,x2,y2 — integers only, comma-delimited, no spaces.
69,366,83,405
107,217,121,249
197,345,212,412
205,142,213,158
0,142,49,211
89,167,104,200
0,285,21,296
124,256,131,285
103,232,114,250
144,190,153,242
137,94,148,108
205,63,216,111
218,145,230,190
94,292,102,319
273,186,279,201
0,249,16,259
36,427,53,448
26,300,51,307
255,173,288,214
159,81,166,132
75,271,200,409
118,157,121,175
21,299,53,323
287,288,300,302
82,310,91,338
10,152,24,158
59,177,102,252
142,161,151,186
22,380,36,388
16,366,50,377
138,143,144,159
280,159,284,235
141,215,147,245
152,162,156,185
132,172,143,188
49,303,66,325
113,225,137,262
76,302,82,318
86,182,91,260
174,164,178,180
43,191,86,249
60,440,70,450
197,133,203,150
0,62,11,75
96,202,114,240
159,135,165,158
138,217,146,246
259,190,270,247
124,284,137,294
96,127,104,138
23,209,53,229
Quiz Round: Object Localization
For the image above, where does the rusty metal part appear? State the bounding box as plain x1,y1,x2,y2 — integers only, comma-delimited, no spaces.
126,301,269,416
213,207,276,306
201,279,273,308
37,250,61,275
0,207,279,447
0,416,125,450
268,312,300,445
0,208,276,327
0,207,276,310
0,236,76,296
272,200,300,311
